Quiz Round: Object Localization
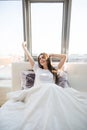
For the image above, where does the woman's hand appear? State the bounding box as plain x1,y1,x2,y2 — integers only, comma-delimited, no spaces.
22,41,27,48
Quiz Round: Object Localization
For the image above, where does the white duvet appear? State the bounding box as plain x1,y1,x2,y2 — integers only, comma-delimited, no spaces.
0,63,87,130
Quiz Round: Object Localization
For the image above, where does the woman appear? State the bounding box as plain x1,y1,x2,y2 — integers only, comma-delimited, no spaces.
22,42,67,85
0,42,87,130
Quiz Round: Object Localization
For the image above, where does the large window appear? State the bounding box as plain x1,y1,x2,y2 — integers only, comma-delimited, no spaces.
31,3,63,56
69,0,87,62
23,0,71,58
0,0,23,87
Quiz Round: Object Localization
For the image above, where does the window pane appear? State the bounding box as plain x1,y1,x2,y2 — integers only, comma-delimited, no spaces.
31,3,63,56
0,1,23,87
69,0,87,61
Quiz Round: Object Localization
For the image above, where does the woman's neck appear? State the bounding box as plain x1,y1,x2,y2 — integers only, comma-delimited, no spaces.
43,65,48,70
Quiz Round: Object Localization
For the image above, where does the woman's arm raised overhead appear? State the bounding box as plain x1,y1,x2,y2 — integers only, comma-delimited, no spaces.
49,53,67,71
22,41,35,67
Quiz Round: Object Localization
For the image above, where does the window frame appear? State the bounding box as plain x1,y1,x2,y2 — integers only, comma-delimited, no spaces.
22,0,72,60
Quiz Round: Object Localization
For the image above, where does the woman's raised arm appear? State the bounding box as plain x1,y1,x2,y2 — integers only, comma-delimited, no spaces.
22,42,35,67
49,53,67,71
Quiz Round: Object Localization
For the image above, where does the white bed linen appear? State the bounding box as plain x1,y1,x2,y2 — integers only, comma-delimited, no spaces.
0,63,87,130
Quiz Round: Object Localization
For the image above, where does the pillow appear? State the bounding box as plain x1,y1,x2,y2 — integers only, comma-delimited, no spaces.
56,71,70,88
20,70,35,90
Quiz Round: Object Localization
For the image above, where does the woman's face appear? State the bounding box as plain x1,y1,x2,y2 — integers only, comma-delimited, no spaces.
38,54,48,67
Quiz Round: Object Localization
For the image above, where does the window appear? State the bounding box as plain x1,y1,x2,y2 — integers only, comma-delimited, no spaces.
69,0,87,62
23,0,71,58
31,3,63,56
0,0,23,87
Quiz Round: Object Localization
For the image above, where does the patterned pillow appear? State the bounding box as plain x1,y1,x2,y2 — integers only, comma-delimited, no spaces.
20,70,35,89
56,71,70,88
